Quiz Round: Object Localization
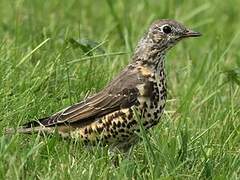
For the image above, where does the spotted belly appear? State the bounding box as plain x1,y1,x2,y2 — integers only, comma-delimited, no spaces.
135,78,167,130
70,108,137,145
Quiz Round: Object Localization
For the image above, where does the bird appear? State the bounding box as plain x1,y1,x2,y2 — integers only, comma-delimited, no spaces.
6,19,201,155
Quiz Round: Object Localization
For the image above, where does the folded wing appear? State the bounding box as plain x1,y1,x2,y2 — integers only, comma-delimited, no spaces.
30,66,142,128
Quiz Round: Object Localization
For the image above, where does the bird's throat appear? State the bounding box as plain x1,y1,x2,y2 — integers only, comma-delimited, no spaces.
133,46,166,73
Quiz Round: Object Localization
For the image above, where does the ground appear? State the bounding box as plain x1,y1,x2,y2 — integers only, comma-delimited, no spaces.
0,0,239,179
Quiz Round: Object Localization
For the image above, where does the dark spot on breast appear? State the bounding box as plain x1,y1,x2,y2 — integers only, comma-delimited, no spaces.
83,139,89,144
118,128,124,133
121,134,129,138
143,121,148,126
162,103,166,109
118,139,124,143
128,64,135,70
88,127,93,134
129,108,133,114
112,121,117,128
97,127,103,133
160,89,165,94
135,100,140,106
128,113,133,120
129,119,137,126
143,102,148,108
121,116,127,121
141,60,149,66
160,95,165,100
153,112,158,119
117,121,122,128
107,115,113,122
128,131,133,135
119,128,125,133
106,120,111,127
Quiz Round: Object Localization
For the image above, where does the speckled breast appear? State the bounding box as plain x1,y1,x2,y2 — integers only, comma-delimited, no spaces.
136,69,167,130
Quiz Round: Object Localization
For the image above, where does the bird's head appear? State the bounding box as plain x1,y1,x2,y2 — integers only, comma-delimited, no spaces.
146,19,201,50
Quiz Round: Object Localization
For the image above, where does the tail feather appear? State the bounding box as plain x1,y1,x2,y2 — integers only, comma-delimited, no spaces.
22,117,51,128
5,117,54,135
5,126,54,134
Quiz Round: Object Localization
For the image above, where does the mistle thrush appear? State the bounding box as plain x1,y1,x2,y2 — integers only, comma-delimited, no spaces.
7,19,201,153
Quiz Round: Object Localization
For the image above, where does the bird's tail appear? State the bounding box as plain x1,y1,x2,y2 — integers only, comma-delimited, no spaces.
5,117,54,134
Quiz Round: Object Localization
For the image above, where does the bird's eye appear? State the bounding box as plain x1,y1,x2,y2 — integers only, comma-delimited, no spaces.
162,25,172,34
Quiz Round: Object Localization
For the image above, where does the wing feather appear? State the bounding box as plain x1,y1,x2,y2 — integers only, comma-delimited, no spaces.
44,66,143,127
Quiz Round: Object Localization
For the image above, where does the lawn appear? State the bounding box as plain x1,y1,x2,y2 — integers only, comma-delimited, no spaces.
0,0,239,179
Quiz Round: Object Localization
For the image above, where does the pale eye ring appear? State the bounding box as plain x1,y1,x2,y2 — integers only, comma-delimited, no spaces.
162,25,172,34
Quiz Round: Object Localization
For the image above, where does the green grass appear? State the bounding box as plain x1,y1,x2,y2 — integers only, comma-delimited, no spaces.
0,0,240,179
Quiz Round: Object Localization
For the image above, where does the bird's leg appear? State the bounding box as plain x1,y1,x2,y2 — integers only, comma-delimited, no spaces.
108,148,121,167
108,143,134,167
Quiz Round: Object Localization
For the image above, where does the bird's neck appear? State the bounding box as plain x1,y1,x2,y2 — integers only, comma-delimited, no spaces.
133,37,167,72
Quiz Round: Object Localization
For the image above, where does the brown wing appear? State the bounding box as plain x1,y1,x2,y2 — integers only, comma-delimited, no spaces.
40,65,142,127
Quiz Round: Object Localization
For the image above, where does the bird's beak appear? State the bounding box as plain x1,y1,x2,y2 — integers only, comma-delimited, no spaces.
182,29,202,38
